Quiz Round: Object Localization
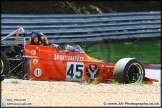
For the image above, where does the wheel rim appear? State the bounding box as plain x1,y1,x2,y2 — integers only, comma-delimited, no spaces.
127,63,144,83
0,59,4,74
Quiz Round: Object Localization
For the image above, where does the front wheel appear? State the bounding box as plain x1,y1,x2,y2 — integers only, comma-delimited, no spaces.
114,58,145,84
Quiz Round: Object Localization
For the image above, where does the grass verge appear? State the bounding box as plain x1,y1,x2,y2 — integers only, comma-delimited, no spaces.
81,38,161,64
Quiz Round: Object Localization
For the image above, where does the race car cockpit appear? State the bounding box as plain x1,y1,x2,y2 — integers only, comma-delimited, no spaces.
65,44,85,53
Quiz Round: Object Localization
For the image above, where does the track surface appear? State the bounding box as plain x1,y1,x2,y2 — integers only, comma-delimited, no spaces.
1,66,161,107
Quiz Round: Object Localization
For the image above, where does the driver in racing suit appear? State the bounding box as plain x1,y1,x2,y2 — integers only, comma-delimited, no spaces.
29,32,48,46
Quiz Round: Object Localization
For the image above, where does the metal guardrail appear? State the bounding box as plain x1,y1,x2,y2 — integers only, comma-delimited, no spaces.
1,11,161,44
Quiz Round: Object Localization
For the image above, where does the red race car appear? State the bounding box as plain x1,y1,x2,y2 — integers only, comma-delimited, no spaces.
0,28,158,84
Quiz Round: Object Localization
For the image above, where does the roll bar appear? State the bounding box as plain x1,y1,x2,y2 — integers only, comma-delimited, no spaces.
1,27,27,45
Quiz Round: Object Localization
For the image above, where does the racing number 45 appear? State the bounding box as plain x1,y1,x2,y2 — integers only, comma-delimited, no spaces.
66,62,84,80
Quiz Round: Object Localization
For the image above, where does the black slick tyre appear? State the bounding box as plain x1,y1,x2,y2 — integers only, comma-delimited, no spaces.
0,51,9,81
114,58,145,84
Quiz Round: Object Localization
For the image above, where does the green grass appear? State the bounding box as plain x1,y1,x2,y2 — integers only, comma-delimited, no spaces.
11,79,21,84
81,39,161,64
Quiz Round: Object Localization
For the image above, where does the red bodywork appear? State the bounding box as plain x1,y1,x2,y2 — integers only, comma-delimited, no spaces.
24,44,158,84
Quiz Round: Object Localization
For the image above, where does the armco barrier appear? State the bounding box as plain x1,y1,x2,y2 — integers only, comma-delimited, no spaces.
1,11,161,44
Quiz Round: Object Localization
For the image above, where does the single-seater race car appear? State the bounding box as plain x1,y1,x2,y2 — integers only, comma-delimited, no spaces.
0,28,159,84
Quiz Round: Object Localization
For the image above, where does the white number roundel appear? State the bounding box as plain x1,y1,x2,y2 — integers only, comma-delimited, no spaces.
34,68,42,77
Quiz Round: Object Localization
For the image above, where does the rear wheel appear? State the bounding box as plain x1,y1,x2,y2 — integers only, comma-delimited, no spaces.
0,51,9,81
114,58,145,84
